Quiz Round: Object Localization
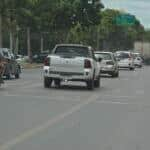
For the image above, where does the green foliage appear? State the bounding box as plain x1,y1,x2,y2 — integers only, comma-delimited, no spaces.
98,9,145,50
0,0,145,54
143,30,150,42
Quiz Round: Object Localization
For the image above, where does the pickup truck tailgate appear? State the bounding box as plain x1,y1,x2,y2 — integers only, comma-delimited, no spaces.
50,56,85,73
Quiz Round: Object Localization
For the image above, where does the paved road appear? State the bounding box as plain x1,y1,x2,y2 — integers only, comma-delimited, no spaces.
0,67,150,150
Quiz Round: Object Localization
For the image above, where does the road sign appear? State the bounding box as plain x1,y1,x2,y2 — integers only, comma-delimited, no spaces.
116,14,136,26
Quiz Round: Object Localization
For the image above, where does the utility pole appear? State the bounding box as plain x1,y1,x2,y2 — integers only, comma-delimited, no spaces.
96,26,100,50
0,14,2,48
40,34,44,53
15,26,20,55
9,30,13,51
27,27,31,63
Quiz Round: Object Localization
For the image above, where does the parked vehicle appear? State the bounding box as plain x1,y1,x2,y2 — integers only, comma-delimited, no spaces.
0,48,21,79
33,51,49,63
115,51,135,70
43,44,101,90
94,51,119,77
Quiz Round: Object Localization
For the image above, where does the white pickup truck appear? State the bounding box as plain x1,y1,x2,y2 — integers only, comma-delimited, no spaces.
43,44,101,90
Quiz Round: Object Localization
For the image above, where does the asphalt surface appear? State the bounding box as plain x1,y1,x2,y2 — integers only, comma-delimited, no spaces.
0,66,150,150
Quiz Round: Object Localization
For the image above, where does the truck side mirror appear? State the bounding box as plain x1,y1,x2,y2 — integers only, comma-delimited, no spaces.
98,57,102,62
116,57,120,61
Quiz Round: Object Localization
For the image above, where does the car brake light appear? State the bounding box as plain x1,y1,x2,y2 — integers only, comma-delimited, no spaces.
84,59,92,68
128,55,132,60
44,57,50,66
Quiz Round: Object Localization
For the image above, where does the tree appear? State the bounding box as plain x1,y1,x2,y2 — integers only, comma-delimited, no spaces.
98,9,144,50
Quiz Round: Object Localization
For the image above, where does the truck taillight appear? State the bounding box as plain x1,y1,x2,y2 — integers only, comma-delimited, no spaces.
44,57,50,66
128,56,132,61
84,59,92,68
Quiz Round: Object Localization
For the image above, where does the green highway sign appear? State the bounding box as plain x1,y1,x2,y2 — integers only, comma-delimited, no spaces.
115,14,136,26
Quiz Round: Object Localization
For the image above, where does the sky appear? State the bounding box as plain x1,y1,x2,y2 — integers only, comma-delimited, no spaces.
102,0,150,29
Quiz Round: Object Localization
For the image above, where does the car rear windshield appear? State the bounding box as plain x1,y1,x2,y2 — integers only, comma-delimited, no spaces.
54,46,90,57
116,53,130,59
95,53,112,60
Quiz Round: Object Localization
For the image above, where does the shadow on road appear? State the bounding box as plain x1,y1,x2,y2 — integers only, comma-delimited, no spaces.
48,84,104,92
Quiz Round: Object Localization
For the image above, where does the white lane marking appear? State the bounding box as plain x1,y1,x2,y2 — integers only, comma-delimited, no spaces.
135,90,145,95
3,94,82,102
95,100,150,109
97,95,136,99
95,100,133,105
3,94,136,102
5,81,32,86
0,94,99,150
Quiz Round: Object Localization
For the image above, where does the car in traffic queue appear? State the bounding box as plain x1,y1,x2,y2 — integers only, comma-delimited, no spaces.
43,44,101,90
115,51,135,70
134,56,143,68
133,53,143,68
94,51,119,77
0,48,21,79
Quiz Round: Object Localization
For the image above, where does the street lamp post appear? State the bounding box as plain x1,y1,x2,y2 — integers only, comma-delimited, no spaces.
15,25,20,55
7,9,16,51
40,32,49,53
0,14,2,48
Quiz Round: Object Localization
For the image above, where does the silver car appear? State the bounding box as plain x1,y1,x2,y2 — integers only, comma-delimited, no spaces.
94,51,119,77
115,51,135,70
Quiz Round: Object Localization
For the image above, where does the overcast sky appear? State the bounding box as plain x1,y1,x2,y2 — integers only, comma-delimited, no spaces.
102,0,150,28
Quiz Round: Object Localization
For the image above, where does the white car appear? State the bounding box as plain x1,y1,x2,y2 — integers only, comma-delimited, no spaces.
115,51,135,70
134,57,143,68
94,51,119,77
43,44,101,90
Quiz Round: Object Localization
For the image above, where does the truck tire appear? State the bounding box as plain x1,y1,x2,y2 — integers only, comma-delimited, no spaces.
54,79,61,87
15,73,20,79
112,71,119,78
6,73,11,80
87,79,94,90
94,76,100,88
44,77,52,88
130,67,135,71
115,71,119,77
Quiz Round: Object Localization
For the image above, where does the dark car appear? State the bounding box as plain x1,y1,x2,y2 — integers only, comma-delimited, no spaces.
0,48,21,79
33,51,49,63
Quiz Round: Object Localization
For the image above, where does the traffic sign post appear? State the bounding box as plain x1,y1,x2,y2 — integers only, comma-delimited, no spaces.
115,14,136,26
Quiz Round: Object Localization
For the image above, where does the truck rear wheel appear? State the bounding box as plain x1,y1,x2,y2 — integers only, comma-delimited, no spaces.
94,76,100,88
130,67,135,71
44,77,52,88
6,73,11,80
15,73,20,79
87,79,94,90
54,79,61,87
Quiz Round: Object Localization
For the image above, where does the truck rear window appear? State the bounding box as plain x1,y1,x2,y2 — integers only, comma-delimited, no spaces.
54,46,90,57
